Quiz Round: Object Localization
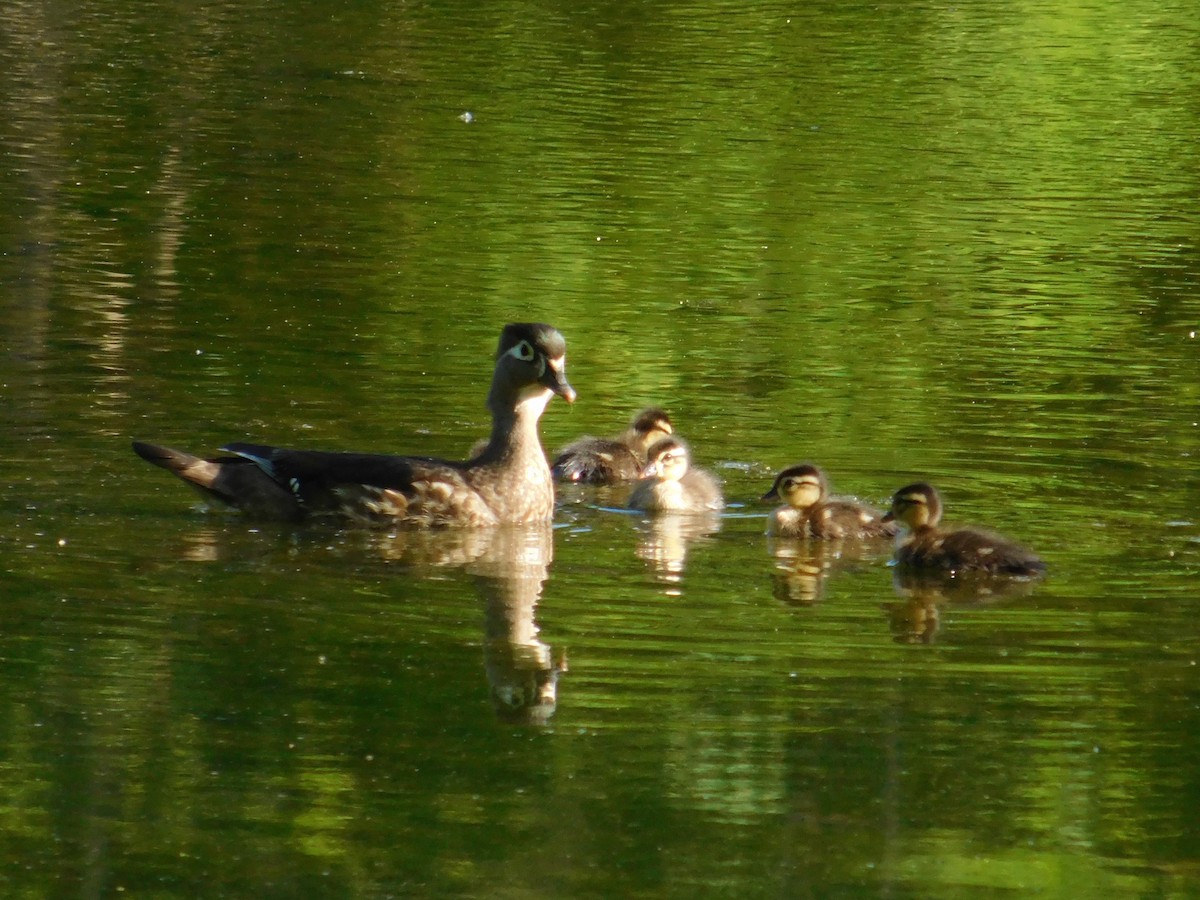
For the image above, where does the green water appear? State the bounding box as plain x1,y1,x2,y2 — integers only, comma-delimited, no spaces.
2,0,1199,896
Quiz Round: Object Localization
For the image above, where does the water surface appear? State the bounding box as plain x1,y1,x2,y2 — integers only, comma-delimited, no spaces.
1,0,1198,896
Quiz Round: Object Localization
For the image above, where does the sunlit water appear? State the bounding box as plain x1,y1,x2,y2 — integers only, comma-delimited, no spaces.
1,0,1198,896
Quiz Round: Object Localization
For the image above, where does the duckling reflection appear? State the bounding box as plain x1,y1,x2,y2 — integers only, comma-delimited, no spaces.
767,536,892,607
633,511,722,586
769,546,831,606
883,568,1040,644
767,539,842,607
883,592,942,644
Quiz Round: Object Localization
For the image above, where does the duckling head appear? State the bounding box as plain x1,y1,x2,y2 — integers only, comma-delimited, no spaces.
761,464,827,510
641,436,690,482
628,408,674,455
882,482,943,529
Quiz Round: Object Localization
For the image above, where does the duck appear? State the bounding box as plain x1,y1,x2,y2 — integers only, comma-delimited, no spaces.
551,407,673,484
882,482,1045,576
762,464,896,540
132,323,576,526
626,436,724,513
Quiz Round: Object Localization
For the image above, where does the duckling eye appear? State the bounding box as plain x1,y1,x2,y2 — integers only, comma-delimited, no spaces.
510,340,536,362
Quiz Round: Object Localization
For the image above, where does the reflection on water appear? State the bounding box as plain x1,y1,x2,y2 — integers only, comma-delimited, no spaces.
885,568,1042,644
173,521,566,725
2,0,1200,894
767,536,891,607
633,511,721,588
357,524,568,727
470,525,565,725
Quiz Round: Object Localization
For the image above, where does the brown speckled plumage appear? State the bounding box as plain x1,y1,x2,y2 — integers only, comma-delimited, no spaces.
133,323,575,526
883,482,1045,577
762,463,895,540
551,408,673,484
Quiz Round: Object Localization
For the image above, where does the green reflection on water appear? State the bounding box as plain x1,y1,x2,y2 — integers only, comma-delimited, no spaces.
1,0,1199,895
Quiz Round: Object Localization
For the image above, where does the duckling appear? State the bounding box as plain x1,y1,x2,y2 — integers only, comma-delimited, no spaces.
762,464,896,540
626,436,724,513
882,482,1045,577
133,323,576,526
551,407,673,484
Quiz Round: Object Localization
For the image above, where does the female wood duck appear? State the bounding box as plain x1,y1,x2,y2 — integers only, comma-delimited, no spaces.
882,482,1046,576
626,436,724,513
762,463,896,540
132,323,576,526
551,407,673,484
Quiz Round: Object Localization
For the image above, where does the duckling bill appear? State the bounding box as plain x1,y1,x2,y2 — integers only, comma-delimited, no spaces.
762,463,895,540
133,323,575,527
883,482,1045,577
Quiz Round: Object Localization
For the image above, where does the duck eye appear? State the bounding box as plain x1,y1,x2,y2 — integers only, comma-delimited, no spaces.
510,340,536,362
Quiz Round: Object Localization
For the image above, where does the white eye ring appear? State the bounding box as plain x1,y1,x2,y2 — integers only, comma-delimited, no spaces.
510,340,536,362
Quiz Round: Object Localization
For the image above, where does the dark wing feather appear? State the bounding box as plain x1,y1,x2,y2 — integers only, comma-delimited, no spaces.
220,443,495,525
133,441,305,520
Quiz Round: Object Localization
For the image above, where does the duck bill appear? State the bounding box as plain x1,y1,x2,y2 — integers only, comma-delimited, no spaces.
541,359,576,403
881,510,895,523
640,462,660,479
761,488,779,502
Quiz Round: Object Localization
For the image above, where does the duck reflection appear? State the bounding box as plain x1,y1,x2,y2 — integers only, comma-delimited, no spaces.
170,521,565,725
884,568,1039,644
357,524,565,725
633,511,722,587
468,524,565,726
767,537,891,607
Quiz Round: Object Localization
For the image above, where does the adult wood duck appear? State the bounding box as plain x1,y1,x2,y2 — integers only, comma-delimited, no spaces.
882,482,1046,577
551,408,673,484
626,436,724,513
132,323,576,526
762,463,896,540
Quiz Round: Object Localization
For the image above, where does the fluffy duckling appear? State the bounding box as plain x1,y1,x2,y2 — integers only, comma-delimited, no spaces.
762,464,896,540
626,436,724,513
551,408,674,484
883,482,1045,577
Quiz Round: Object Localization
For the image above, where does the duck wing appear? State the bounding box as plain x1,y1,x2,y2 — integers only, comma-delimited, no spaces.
222,442,498,526
133,441,305,521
